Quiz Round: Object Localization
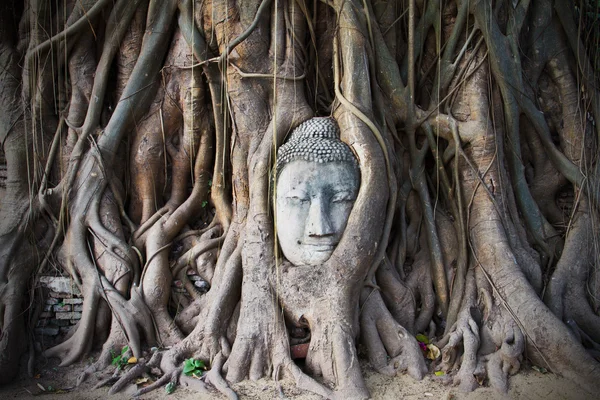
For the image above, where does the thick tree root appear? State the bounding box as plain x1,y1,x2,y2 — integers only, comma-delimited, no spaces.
76,320,129,386
438,271,481,392
360,286,426,379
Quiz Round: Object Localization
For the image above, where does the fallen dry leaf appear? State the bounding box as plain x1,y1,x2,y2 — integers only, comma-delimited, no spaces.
426,344,441,360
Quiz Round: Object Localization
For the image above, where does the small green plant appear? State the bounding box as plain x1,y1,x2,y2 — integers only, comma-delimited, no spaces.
111,345,130,369
183,358,207,378
165,382,176,394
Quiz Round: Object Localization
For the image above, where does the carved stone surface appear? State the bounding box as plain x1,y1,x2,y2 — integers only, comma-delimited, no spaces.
275,118,359,266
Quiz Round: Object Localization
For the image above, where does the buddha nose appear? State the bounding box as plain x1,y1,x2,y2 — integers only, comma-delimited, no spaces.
306,198,334,237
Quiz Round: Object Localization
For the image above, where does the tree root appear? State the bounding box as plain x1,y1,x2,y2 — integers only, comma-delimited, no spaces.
406,249,436,334
360,286,426,380
376,256,416,333
439,269,480,392
206,350,237,400
305,317,368,399
545,205,600,346
76,318,129,386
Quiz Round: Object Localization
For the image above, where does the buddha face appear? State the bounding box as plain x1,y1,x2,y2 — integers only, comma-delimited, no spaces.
276,159,359,266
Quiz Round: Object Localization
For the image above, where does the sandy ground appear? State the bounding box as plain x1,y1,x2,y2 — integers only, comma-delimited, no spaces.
0,356,597,400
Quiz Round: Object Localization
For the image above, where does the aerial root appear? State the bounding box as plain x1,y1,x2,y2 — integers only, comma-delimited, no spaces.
406,250,436,334
77,346,113,386
109,348,206,397
78,321,131,386
206,351,238,400
284,360,333,399
482,325,524,392
360,286,427,380
93,376,119,390
179,374,209,392
107,350,164,394
132,205,173,244
439,308,480,392
134,366,183,396
105,362,147,394
87,211,138,273
172,235,224,277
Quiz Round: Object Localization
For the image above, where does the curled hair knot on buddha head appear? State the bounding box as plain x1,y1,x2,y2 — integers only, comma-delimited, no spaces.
275,117,359,179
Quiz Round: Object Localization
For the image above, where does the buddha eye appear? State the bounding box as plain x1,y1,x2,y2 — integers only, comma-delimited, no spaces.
287,196,309,205
331,192,355,204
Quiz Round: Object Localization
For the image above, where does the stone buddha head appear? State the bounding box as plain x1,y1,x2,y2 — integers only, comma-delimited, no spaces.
275,117,360,266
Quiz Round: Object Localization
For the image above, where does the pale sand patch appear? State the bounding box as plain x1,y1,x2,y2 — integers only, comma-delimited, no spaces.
0,357,595,399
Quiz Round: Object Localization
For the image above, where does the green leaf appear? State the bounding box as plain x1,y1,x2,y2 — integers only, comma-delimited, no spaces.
165,382,176,394
201,200,208,208
434,371,445,376
194,359,205,369
111,355,121,366
416,334,429,344
121,345,129,355
532,365,548,374
183,360,196,375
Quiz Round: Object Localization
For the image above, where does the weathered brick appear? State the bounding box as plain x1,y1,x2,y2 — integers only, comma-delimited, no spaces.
43,304,53,312
40,276,81,295
53,319,70,327
70,320,79,325
53,304,72,312
62,298,83,305
45,298,59,305
35,327,59,336
55,312,82,320
73,305,83,312
49,292,72,299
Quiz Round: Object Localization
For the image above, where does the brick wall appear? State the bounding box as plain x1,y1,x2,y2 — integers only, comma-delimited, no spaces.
35,277,83,346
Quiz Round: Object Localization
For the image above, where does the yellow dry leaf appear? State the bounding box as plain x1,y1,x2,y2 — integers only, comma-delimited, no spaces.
426,344,440,360
128,356,137,364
